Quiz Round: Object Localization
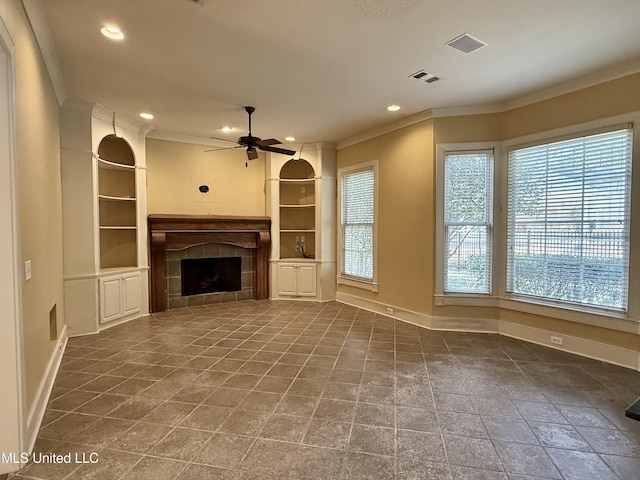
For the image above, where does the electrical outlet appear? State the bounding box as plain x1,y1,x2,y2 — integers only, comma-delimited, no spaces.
301,236,305,242
301,186,306,193
550,336,563,346
295,245,300,252
386,307,394,314
295,236,300,242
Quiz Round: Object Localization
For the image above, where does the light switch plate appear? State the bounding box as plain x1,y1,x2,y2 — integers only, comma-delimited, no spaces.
25,260,32,281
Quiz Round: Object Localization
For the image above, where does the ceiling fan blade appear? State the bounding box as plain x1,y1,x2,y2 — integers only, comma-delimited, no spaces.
208,136,237,143
257,138,281,146
247,148,259,160
204,145,243,152
259,145,296,156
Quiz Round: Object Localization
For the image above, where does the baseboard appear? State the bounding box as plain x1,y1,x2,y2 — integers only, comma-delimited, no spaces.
334,292,639,371
499,321,640,371
25,325,68,452
335,291,498,333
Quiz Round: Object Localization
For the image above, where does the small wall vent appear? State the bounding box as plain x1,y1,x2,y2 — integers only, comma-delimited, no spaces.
446,33,487,54
410,70,440,83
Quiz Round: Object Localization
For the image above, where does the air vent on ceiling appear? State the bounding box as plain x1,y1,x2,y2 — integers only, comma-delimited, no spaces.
446,33,487,54
410,70,440,83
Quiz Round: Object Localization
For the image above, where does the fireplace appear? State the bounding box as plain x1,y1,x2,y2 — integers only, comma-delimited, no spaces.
181,257,241,297
148,215,271,312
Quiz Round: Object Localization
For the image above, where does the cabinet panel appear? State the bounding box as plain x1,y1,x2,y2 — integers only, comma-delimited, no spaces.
297,265,317,296
100,277,122,322
123,273,142,315
278,264,298,296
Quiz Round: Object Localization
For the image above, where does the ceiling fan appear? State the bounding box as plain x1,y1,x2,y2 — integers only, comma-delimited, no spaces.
207,106,296,164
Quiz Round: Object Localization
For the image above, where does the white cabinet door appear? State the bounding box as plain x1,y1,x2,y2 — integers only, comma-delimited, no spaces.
277,263,317,297
99,271,141,323
278,264,298,296
100,277,122,323
122,273,142,315
297,265,317,296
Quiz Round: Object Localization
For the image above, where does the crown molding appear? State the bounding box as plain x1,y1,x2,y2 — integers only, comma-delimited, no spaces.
337,109,435,150
502,62,640,111
22,0,66,106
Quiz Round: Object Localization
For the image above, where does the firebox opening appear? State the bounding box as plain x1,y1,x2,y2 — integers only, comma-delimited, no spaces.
181,256,242,297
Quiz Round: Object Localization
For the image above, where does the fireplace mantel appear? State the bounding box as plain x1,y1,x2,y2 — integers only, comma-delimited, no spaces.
148,214,271,312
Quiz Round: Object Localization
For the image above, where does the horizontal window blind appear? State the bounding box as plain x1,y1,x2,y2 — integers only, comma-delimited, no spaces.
341,168,375,280
443,151,493,293
506,127,632,310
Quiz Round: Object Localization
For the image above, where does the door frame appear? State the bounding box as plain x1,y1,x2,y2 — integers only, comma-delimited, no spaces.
0,16,27,474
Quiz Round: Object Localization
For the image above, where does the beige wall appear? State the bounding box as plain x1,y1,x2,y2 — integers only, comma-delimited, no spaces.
146,138,266,216
338,120,435,314
337,73,640,354
1,1,65,409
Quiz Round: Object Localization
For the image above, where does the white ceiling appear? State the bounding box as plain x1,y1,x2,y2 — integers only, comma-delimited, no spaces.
37,0,640,145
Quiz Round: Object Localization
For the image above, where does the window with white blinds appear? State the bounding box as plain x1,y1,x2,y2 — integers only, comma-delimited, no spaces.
443,151,493,293
506,127,632,311
340,166,375,281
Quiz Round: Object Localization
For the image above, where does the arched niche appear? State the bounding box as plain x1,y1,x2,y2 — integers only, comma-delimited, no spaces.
280,158,315,180
98,134,135,166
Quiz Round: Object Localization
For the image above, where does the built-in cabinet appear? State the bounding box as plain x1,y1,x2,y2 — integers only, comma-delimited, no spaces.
99,272,142,323
277,263,317,297
61,103,149,335
267,143,336,301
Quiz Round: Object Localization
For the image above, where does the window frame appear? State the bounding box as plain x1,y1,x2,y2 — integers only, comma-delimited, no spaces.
337,160,379,292
504,124,633,314
435,143,499,306
498,114,640,331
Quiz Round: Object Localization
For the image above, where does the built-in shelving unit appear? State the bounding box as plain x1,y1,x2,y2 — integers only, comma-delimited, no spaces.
267,143,336,301
279,161,316,259
60,103,150,335
96,136,138,269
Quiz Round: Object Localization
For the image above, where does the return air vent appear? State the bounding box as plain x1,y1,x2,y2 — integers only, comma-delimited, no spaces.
446,33,487,54
410,70,440,83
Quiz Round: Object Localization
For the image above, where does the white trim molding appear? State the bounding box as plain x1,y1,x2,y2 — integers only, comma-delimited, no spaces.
21,0,67,105
335,293,640,371
25,325,68,453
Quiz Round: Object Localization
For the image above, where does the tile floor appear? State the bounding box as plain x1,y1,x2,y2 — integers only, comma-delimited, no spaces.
8,300,640,479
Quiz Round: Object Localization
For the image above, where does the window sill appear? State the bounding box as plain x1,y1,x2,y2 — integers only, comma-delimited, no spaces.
434,293,639,334
337,275,378,292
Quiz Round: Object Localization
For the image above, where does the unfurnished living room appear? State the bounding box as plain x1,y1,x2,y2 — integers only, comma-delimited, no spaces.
2,0,640,479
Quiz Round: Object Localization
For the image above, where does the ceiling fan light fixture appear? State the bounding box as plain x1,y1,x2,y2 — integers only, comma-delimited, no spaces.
101,25,125,40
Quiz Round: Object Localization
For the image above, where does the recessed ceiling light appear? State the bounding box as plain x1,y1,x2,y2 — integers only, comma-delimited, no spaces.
101,25,125,40
221,126,233,133
387,105,401,112
139,112,154,120
285,136,296,142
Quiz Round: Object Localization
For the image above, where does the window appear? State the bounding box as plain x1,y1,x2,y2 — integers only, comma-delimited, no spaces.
338,161,378,290
443,151,493,294
506,127,632,311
